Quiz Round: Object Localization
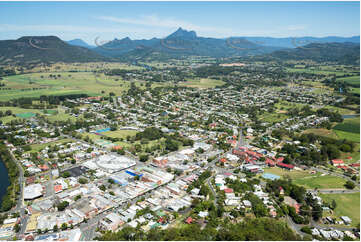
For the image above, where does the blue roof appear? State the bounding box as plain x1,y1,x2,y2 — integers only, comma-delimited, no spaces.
262,173,280,180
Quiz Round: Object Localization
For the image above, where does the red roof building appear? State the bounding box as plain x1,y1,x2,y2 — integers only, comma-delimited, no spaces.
276,162,294,170
331,159,344,166
220,158,227,163
38,164,49,171
185,217,193,224
224,188,234,193
54,185,62,193
265,158,276,167
337,165,348,170
294,204,301,214
276,157,284,162
350,163,360,168
279,186,284,195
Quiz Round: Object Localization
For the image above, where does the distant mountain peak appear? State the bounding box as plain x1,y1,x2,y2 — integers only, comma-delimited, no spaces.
67,38,94,49
167,27,197,39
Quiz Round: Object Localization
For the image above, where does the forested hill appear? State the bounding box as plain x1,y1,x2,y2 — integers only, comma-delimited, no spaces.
268,42,360,65
0,36,109,66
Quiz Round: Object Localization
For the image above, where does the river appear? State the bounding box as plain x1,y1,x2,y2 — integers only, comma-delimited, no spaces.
0,157,10,208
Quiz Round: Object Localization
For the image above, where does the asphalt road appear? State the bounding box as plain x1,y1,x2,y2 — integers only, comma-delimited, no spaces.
308,188,360,194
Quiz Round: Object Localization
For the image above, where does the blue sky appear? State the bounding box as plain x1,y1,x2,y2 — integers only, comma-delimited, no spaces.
0,1,359,44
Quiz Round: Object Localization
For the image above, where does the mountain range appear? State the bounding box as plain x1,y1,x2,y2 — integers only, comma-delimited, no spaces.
67,29,359,50
0,28,359,65
0,36,107,66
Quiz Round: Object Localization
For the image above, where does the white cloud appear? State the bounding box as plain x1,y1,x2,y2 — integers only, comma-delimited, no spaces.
95,14,238,37
96,15,201,30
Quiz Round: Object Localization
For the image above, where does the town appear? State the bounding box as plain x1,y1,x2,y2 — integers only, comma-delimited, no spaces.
0,60,359,240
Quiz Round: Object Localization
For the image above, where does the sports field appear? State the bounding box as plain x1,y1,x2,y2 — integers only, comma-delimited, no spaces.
293,174,347,189
262,167,314,180
102,130,138,139
320,192,360,227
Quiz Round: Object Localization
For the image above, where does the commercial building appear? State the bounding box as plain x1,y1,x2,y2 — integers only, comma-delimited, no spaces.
24,184,44,200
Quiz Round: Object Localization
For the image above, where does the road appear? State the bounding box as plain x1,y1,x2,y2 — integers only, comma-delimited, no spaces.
308,188,360,194
285,215,308,238
310,219,356,232
313,167,360,188
206,175,217,206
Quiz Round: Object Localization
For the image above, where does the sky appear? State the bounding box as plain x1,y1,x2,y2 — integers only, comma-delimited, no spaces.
0,1,359,44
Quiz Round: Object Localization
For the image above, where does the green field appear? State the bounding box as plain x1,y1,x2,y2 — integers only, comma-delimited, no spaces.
259,112,288,123
16,112,36,118
293,174,347,189
262,167,314,180
28,138,73,152
320,192,360,227
102,130,138,139
286,68,349,76
180,78,225,88
302,128,339,139
1,71,171,101
333,117,360,142
324,105,356,115
350,87,360,94
337,76,360,87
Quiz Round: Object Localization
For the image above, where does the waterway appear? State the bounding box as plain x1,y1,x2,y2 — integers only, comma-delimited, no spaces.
0,157,10,208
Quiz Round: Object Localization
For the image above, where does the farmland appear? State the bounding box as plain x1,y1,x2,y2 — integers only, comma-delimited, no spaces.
333,116,360,142
0,71,171,101
337,75,360,86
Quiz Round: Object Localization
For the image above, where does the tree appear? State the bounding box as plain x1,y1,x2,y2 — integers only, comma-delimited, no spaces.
61,223,67,231
57,201,69,211
312,204,323,221
74,195,81,201
61,171,71,178
139,154,149,162
14,224,20,233
344,181,355,189
78,177,88,184
53,225,58,232
331,199,337,210
300,226,311,235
